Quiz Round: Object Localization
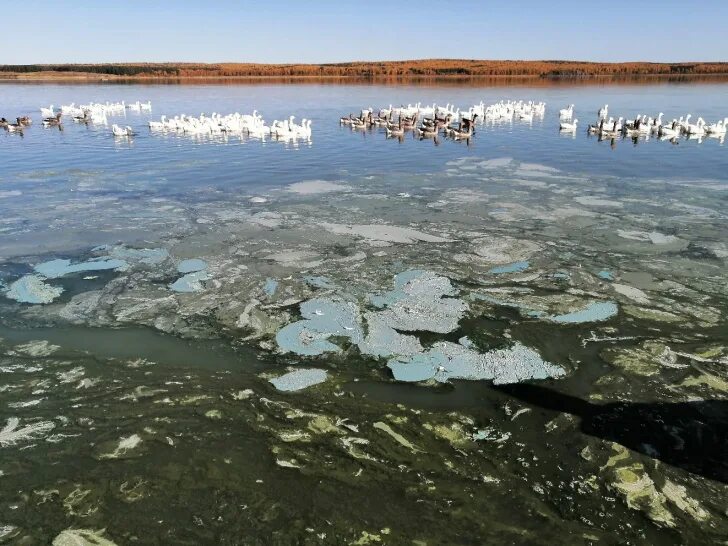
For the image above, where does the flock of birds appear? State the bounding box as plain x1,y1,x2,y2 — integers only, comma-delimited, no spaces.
145,111,312,139
2,98,726,147
340,100,547,142
559,103,727,143
339,99,727,146
1,100,312,142
1,100,151,134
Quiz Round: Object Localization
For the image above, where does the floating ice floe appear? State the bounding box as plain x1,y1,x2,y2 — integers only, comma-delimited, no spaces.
5,255,130,304
388,342,564,385
270,368,328,391
276,298,363,355
34,258,128,279
545,301,619,324
469,236,542,265
263,278,279,296
275,270,564,385
367,270,467,333
177,258,207,274
287,180,351,194
488,261,530,274
357,313,424,358
613,283,650,304
598,270,614,281
574,196,623,208
616,230,682,246
105,245,169,265
5,275,64,304
304,275,336,289
319,223,452,245
170,259,209,293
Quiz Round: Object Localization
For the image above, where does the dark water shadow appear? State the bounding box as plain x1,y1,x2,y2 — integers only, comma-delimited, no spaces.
494,383,728,483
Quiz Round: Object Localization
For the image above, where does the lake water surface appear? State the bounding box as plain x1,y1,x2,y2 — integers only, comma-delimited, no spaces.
0,80,727,544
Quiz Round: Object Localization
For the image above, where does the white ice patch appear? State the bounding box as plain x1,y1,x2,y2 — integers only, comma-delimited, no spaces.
613,283,650,304
320,223,452,244
575,196,623,208
5,275,64,304
287,180,351,194
270,368,328,391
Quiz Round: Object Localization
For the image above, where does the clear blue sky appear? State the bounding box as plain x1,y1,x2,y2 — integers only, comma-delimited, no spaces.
2,0,727,64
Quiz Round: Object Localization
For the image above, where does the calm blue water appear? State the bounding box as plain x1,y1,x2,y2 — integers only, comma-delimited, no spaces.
1,80,726,256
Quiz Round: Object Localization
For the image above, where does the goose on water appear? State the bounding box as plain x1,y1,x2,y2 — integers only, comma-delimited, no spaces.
559,118,578,131
559,104,574,119
6,118,24,132
706,118,728,135
685,117,706,135
112,124,134,137
658,121,681,138
42,113,63,127
385,120,405,137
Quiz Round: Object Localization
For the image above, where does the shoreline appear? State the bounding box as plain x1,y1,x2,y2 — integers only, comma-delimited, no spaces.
2,59,727,82
2,73,728,84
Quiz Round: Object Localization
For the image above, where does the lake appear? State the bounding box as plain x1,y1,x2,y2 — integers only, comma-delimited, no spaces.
1,80,727,544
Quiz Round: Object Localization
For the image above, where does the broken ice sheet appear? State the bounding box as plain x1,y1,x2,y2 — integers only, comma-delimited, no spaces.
545,301,619,324
276,298,363,355
5,275,64,304
388,342,564,385
270,368,328,391
34,258,128,279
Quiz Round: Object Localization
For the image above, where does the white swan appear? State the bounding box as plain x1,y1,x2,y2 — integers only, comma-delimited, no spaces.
40,105,54,118
559,104,574,119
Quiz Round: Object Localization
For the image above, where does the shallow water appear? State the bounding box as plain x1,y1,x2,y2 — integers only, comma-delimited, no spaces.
0,81,727,544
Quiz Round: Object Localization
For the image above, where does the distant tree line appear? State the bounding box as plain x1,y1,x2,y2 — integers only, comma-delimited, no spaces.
1,60,727,78
0,64,181,76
